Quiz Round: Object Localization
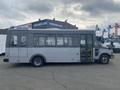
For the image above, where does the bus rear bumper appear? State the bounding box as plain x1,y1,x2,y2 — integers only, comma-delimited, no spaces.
3,58,9,62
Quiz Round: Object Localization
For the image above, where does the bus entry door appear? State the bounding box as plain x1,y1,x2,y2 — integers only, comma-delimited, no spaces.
80,35,93,63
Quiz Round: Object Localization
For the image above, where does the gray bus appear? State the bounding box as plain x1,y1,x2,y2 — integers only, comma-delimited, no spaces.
3,29,114,67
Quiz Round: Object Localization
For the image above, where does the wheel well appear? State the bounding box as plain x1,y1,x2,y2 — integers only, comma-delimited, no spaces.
100,53,110,59
30,54,46,63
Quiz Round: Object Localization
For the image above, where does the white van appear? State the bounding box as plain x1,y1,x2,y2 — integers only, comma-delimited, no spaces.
102,39,120,53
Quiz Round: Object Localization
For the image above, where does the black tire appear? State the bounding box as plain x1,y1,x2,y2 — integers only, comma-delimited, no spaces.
100,54,110,64
31,56,44,67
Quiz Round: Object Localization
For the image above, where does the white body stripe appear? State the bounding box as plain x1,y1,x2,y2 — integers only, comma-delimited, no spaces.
6,48,82,63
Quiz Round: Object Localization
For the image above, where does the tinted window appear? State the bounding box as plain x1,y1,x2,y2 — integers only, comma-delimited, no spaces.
38,37,45,46
10,35,18,46
57,37,64,46
20,36,27,47
46,37,55,46
80,35,86,47
34,36,39,47
64,37,72,46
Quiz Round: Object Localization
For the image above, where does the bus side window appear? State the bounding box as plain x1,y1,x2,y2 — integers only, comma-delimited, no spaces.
21,36,26,47
64,37,72,46
80,35,86,47
34,36,39,47
46,37,55,46
57,37,64,46
11,35,18,46
38,37,45,46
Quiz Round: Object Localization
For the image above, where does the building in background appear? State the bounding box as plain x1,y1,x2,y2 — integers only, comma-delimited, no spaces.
10,19,78,30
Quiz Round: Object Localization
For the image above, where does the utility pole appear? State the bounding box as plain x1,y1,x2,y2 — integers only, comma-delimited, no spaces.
114,23,120,37
102,29,107,38
95,24,100,35
107,25,113,38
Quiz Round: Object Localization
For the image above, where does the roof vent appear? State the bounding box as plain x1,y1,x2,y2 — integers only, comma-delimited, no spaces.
65,19,68,23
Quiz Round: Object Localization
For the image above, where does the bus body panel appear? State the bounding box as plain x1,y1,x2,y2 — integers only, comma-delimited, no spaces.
19,48,28,63
94,48,113,60
28,48,80,63
9,48,19,63
7,47,81,63
6,48,28,63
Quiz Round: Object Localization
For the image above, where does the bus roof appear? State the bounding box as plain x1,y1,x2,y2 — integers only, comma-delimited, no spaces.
8,29,95,34
9,29,94,32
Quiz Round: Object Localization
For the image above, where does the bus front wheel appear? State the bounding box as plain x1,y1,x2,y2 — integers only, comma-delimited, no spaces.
31,56,44,67
99,54,110,64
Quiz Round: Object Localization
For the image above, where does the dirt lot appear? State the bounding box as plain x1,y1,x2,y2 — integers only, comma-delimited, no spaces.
0,54,120,90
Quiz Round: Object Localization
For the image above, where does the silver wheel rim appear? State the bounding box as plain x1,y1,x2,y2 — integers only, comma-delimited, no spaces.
34,58,42,66
102,56,108,63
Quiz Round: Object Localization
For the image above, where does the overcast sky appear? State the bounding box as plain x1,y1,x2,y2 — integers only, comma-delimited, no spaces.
0,0,120,29
1,0,120,53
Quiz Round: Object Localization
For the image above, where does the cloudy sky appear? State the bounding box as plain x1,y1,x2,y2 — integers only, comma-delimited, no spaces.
1,0,120,53
0,0,120,29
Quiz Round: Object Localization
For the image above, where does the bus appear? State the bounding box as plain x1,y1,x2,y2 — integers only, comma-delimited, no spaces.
3,29,114,67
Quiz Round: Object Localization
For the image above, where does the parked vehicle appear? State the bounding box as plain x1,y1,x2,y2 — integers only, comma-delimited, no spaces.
3,29,114,67
102,39,120,53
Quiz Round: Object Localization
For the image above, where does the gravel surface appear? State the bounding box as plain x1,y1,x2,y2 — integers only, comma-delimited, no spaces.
0,54,120,90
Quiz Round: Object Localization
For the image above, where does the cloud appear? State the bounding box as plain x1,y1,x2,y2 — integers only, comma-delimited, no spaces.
0,0,120,29
17,0,54,14
0,0,54,21
72,0,120,16
59,0,120,17
0,1,26,20
57,0,120,29
1,0,120,21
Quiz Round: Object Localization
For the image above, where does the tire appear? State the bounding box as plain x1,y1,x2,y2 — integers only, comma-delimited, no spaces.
31,56,44,67
100,54,110,64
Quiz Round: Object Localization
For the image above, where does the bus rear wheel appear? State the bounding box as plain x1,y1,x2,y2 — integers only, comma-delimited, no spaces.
31,56,44,67
100,54,110,64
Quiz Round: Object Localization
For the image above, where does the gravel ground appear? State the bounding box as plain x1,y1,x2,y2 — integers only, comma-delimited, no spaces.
0,54,120,90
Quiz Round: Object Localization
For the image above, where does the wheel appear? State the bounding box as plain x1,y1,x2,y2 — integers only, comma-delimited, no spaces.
31,56,44,67
100,54,110,64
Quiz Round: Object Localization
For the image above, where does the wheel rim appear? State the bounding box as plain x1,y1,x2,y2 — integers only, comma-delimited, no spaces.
102,56,108,63
34,58,42,66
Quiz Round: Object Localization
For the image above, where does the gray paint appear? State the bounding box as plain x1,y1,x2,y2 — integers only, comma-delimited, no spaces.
6,29,95,48
0,29,7,35
5,29,96,63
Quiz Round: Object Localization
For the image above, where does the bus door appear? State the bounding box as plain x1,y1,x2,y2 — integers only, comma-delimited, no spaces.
18,31,28,63
80,35,93,63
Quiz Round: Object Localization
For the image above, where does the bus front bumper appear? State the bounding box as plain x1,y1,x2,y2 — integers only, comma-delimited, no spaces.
110,54,114,59
3,58,9,62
